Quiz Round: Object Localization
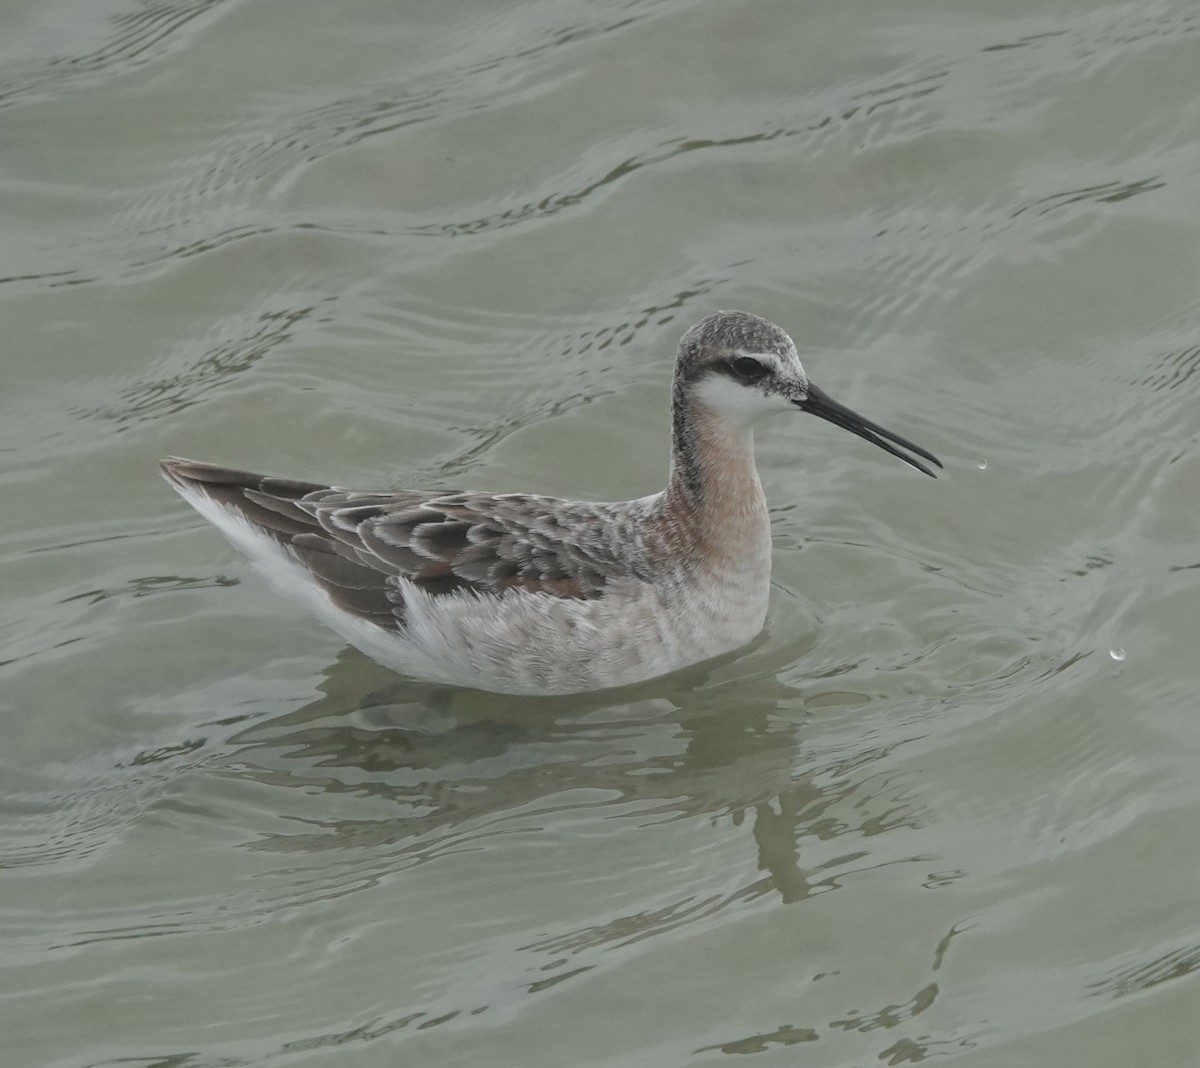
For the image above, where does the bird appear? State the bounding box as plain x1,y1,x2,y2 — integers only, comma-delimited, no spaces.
161,310,941,696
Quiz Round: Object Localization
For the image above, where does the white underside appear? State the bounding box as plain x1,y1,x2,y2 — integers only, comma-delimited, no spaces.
172,483,770,696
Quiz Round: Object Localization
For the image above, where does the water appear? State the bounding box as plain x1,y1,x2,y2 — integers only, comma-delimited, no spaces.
3,0,1200,1064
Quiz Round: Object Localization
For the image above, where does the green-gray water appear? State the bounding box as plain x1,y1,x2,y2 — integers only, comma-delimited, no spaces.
3,1,1200,1065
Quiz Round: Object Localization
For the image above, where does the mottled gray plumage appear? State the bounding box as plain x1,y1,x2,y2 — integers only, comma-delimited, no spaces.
160,459,664,627
675,310,799,383
162,310,941,694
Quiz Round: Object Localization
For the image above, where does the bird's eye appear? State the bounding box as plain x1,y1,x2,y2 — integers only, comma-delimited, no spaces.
730,356,767,380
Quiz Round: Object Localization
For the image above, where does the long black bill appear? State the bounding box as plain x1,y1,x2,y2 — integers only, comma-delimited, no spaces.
794,383,942,478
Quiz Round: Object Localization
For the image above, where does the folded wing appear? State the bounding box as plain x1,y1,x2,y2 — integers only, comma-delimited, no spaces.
160,458,614,632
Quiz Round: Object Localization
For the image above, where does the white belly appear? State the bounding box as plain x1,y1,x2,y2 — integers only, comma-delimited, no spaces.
339,565,771,696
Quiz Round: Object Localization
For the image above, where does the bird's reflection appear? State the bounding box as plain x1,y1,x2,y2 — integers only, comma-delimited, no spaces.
217,635,942,1052
227,625,926,911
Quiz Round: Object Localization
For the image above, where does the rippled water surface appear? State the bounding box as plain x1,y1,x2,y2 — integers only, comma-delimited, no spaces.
4,1,1200,1064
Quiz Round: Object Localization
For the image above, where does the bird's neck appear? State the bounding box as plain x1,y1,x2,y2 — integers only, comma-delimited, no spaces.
660,387,770,558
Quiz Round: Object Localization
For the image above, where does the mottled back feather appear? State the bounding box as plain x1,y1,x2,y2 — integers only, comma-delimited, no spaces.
160,459,626,633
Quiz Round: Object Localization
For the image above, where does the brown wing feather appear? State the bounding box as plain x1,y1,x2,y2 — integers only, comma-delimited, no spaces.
345,493,609,599
160,458,617,633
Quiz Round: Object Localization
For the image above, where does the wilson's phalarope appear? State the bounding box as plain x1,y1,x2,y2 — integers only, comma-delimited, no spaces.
162,311,940,695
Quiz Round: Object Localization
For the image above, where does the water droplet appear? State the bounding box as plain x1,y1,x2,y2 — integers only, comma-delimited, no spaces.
977,459,988,470
1109,647,1126,662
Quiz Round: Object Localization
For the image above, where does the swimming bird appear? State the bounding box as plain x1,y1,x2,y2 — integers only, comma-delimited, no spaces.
161,310,940,695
